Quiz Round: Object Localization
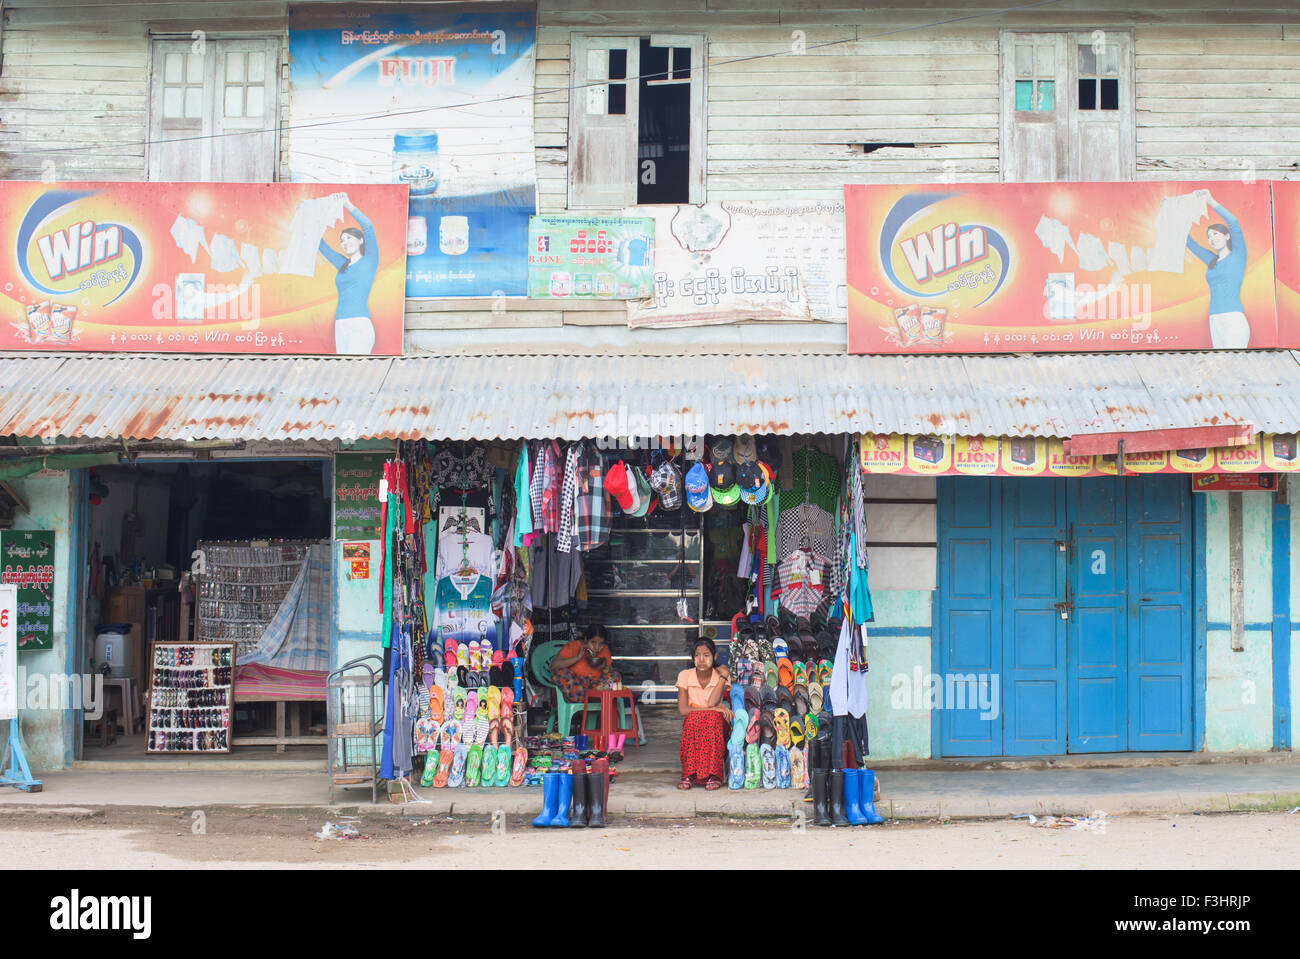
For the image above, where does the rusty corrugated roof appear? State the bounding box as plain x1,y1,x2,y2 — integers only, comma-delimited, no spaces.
1,351,1298,442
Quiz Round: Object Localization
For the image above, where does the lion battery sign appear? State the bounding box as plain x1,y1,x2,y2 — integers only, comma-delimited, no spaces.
0,530,54,652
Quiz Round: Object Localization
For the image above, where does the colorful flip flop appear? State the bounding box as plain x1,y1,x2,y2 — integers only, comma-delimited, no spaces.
764,661,779,689
760,743,776,789
789,744,806,790
465,689,478,722
809,682,824,714
774,707,791,748
495,743,511,786
775,744,792,788
429,687,446,723
729,708,748,747
468,640,481,670
817,660,833,686
803,712,818,741
730,683,745,714
444,639,458,669
793,662,807,687
728,742,745,789
789,716,804,749
419,753,438,788
509,746,528,787
744,743,761,790
414,716,438,753
745,710,760,744
447,744,468,787
456,643,469,669
466,743,482,787
432,745,454,788
453,688,467,721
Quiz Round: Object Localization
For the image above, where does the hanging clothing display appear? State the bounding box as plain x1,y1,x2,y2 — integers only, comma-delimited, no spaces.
528,532,584,610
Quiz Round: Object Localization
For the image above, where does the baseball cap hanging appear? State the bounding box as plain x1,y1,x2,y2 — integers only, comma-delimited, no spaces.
738,461,768,505
734,435,758,464
650,459,684,510
710,460,736,491
709,436,735,466
711,478,742,507
685,462,712,512
628,465,653,517
606,460,634,512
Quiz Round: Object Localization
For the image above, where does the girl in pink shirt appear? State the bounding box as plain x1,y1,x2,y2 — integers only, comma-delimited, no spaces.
676,637,731,790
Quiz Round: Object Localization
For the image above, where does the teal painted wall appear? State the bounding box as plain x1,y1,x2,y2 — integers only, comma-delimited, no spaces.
1202,492,1275,752
866,589,932,760
8,471,76,770
334,538,383,668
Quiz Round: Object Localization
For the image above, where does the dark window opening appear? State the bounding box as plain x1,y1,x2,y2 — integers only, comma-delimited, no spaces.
609,48,627,80
1078,78,1097,110
1100,77,1119,110
608,82,626,115
638,38,691,204
672,47,692,80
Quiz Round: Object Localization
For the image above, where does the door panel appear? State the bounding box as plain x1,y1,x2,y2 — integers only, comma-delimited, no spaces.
1069,477,1127,751
1002,480,1067,755
938,477,1001,756
1127,475,1193,750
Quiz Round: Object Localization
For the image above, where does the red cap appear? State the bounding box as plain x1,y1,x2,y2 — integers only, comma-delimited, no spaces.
605,460,634,511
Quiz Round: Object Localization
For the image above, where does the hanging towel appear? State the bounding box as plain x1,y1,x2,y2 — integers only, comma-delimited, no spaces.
1147,191,1210,273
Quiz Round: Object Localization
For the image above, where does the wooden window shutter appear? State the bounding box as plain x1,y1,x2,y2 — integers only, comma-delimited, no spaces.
568,35,639,209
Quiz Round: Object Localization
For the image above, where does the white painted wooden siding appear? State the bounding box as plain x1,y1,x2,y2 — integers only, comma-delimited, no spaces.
2,0,1298,351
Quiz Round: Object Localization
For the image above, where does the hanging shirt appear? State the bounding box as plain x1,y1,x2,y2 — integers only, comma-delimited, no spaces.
830,616,869,719
778,503,836,559
540,440,563,533
430,570,497,651
574,441,612,551
1148,191,1211,274
514,443,533,547
436,527,494,579
779,447,840,516
557,443,580,553
528,532,584,609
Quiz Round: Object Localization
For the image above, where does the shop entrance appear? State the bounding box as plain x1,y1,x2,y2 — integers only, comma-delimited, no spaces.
936,474,1193,756
79,457,332,759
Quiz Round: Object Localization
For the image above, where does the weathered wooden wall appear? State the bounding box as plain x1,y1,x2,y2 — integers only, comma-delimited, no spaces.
2,0,1298,354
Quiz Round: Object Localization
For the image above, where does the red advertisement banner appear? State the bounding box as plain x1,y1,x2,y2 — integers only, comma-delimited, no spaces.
1,182,409,355
1275,181,1300,339
846,181,1280,354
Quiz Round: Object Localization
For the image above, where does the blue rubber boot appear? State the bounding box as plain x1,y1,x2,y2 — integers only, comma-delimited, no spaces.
550,772,574,827
531,772,560,827
842,766,869,825
856,769,885,824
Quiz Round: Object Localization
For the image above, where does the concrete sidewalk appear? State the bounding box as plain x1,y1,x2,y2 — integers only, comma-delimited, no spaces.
3,761,1299,821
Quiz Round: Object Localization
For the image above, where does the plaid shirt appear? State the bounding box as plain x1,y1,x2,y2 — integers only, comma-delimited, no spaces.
574,441,611,551
557,443,580,553
540,439,562,533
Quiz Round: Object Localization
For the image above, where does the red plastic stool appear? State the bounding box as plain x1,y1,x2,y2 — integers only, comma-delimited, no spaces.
580,689,639,751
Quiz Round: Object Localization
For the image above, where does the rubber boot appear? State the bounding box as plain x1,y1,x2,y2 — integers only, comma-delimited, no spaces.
550,773,573,828
829,769,850,826
531,772,560,828
591,757,611,813
842,766,869,825
856,769,884,824
811,769,832,827
569,769,589,827
585,772,607,828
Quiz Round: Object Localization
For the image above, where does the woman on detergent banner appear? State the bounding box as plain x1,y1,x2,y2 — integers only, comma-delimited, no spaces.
318,192,378,354
1186,189,1249,349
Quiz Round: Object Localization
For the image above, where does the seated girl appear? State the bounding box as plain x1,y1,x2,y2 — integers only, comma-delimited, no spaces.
552,623,622,704
675,637,732,790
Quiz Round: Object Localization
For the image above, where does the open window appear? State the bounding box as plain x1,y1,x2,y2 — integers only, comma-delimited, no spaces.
568,34,705,208
148,37,281,181
1000,31,1133,182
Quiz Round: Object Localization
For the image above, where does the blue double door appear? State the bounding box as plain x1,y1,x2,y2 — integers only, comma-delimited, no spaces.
937,475,1193,756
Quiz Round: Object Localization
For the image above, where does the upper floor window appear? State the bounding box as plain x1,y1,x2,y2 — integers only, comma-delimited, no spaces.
148,38,280,181
568,34,705,208
1001,31,1133,182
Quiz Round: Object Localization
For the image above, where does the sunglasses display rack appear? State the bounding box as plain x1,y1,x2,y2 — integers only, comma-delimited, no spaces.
146,641,236,753
194,539,316,659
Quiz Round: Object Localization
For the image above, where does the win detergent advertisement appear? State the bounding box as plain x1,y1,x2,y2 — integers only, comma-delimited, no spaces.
0,182,409,355
1274,181,1300,328
288,7,538,298
846,182,1280,354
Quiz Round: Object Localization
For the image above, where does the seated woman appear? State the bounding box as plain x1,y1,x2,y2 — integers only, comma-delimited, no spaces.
552,623,622,703
675,637,732,790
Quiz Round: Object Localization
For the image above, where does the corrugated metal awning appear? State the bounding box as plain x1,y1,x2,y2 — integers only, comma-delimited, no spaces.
2,351,1299,442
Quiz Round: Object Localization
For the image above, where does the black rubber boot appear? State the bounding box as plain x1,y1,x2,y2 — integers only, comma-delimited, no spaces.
811,769,832,827
569,770,589,827
829,769,850,826
585,772,606,828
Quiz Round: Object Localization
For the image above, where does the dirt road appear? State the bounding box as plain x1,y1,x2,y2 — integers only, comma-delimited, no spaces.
1,807,1295,869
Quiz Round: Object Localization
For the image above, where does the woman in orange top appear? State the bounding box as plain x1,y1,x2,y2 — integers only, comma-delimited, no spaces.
676,637,732,790
552,623,622,705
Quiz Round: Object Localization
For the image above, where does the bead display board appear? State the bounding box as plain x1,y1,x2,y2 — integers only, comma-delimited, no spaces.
194,540,313,660
146,642,235,753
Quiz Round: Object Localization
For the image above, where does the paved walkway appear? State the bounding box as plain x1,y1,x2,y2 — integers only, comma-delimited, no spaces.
3,760,1298,821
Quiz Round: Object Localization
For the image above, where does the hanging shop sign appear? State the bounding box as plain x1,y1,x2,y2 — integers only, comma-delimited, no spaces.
0,181,408,355
1275,181,1300,332
626,200,848,328
289,7,538,298
846,181,1281,353
1192,474,1278,493
0,530,54,651
0,584,16,721
859,433,1299,478
527,215,655,299
334,453,387,540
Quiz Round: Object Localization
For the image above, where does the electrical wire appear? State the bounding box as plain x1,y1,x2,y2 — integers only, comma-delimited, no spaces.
25,0,1065,159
